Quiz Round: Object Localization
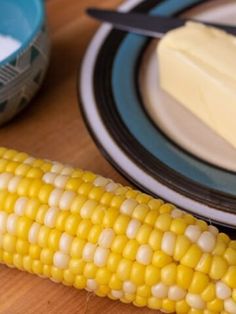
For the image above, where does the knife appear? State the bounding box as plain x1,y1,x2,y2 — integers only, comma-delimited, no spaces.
87,8,236,38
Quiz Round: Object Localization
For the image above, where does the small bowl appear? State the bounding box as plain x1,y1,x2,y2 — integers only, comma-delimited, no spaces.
0,0,50,125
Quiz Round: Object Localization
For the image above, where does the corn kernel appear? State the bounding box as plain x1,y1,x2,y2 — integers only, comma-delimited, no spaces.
130,262,145,285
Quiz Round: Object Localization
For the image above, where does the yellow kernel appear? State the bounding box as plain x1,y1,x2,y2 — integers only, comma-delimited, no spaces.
110,195,126,208
181,244,202,268
55,212,70,231
175,300,190,313
145,265,161,286
152,250,172,268
218,233,230,244
88,225,102,243
70,238,85,258
83,262,98,278
103,208,119,228
69,259,85,275
109,274,122,290
0,159,8,172
38,226,50,248
89,186,104,201
3,251,13,265
91,205,105,224
16,239,29,255
177,264,194,290
107,252,121,273
16,217,32,240
117,259,132,281
51,266,63,282
26,168,43,179
29,245,41,259
224,247,236,265
3,234,16,253
25,199,40,220
78,182,93,195
96,285,110,296
137,285,151,298
100,192,113,206
96,268,111,285
170,218,187,235
77,220,92,239
174,235,191,261
36,205,48,224
38,184,54,203
162,299,176,313
74,275,86,289
130,262,145,285
65,214,80,236
133,296,147,307
15,164,30,176
22,256,32,272
207,298,224,312
28,179,43,198
32,260,43,275
136,224,152,244
6,161,19,172
161,263,177,286
148,229,163,250
65,178,82,191
113,215,130,234
13,253,23,270
196,253,212,274
144,210,159,226
132,204,149,221
155,213,172,231
111,235,127,254
148,297,162,310
189,272,209,294
212,238,226,255
40,248,53,264
63,269,75,285
82,171,96,182
48,230,61,251
159,203,174,214
136,193,151,204
123,240,139,260
223,266,236,288
201,283,216,302
210,256,228,280
4,194,18,214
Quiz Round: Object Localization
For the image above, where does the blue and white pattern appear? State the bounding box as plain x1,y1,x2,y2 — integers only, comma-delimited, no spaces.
0,25,50,125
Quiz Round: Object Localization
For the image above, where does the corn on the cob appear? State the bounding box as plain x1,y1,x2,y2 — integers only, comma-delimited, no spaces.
0,147,235,314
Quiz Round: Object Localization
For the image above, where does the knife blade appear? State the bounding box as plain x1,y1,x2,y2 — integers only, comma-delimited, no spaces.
87,8,236,38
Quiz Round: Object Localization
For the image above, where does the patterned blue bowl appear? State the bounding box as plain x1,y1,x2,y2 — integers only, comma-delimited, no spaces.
0,0,50,125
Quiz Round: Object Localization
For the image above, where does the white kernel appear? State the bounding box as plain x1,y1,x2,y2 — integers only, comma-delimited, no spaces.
59,190,76,210
86,279,98,291
94,176,109,187
82,243,96,262
54,175,69,189
24,157,35,165
168,285,186,301
224,298,236,314
161,231,176,256
151,283,168,298
14,197,28,216
42,172,57,184
80,200,97,219
98,228,115,248
7,214,18,235
48,188,63,207
197,231,216,252
136,244,153,265
61,167,73,175
53,251,69,269
111,290,123,299
120,199,138,216
44,207,59,228
105,182,119,192
126,219,141,239
94,247,109,267
186,293,205,310
123,281,136,294
28,222,41,244
0,173,13,189
185,225,201,242
0,211,7,233
59,233,73,254
51,163,64,173
8,176,21,193
216,281,231,300
171,208,184,218
208,225,219,236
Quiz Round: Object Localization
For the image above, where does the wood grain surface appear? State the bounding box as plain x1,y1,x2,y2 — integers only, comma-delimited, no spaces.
0,0,160,313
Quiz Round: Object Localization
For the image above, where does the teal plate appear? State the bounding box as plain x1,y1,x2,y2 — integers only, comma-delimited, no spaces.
80,0,236,227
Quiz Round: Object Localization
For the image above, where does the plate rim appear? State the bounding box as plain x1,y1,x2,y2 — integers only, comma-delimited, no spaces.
79,0,236,227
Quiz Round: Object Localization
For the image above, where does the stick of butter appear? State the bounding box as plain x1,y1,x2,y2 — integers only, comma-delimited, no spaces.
158,22,236,149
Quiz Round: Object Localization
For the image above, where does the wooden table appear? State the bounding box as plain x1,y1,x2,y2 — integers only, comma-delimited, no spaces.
0,1,159,313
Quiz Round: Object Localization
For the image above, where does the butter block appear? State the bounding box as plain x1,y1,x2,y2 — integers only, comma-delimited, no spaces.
158,22,236,149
